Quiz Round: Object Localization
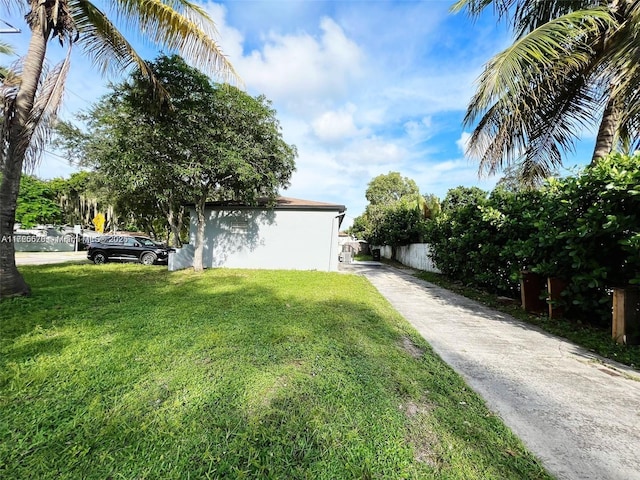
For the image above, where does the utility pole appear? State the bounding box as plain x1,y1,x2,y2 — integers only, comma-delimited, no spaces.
0,19,20,34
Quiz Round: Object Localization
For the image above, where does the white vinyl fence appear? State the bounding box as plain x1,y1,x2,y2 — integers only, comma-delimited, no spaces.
168,244,195,271
376,243,440,273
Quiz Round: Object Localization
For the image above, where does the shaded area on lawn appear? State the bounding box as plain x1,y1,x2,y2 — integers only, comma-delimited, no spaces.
0,264,551,479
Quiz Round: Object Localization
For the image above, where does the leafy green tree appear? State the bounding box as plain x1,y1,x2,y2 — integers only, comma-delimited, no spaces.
1,1,237,298
350,172,434,251
453,0,639,183
441,186,487,213
57,55,296,270
181,73,297,271
14,175,61,228
374,199,429,247
365,172,420,205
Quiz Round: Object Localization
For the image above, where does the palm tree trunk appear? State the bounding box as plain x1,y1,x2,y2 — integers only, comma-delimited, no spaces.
591,95,620,165
0,17,50,299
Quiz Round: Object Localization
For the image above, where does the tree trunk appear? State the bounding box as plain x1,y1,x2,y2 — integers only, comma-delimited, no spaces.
0,168,31,298
167,203,183,247
591,95,620,165
176,205,184,247
193,195,206,272
0,16,50,299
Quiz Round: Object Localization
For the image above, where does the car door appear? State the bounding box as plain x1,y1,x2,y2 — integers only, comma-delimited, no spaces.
105,236,127,260
121,237,141,261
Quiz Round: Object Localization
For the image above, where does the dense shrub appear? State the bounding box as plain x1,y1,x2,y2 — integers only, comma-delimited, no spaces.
428,153,640,326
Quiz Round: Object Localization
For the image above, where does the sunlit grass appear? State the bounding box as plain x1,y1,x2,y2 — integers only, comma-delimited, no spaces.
0,264,552,479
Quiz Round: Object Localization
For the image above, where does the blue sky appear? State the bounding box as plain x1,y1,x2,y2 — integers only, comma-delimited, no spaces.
3,1,596,227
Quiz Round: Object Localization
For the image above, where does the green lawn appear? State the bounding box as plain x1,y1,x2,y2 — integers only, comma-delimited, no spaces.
0,264,551,479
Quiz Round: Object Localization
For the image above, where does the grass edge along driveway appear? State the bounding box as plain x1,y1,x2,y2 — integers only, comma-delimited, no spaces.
0,264,552,479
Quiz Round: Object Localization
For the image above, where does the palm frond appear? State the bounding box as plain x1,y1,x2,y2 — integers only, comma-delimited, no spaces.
99,0,240,85
472,80,593,180
0,40,14,57
466,9,614,124
467,48,602,183
463,9,619,182
513,0,599,37
606,0,640,138
451,0,606,36
22,49,71,172
450,0,517,20
1,1,24,14
70,1,165,95
0,40,15,81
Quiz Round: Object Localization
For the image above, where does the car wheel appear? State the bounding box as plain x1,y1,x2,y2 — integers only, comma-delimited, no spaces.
141,252,157,265
93,252,107,265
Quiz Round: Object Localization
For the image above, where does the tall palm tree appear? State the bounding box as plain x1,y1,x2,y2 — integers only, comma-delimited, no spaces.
0,0,238,299
452,0,640,183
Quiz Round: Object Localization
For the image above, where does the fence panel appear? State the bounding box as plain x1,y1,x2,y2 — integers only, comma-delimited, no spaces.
375,243,441,273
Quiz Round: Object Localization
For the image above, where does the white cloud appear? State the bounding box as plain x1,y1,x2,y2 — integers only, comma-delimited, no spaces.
336,137,407,167
406,158,499,198
404,117,433,142
456,131,472,153
200,2,246,62
229,16,364,108
311,104,366,143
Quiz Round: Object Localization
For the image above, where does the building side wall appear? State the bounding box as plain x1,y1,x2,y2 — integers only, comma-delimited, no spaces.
188,208,341,272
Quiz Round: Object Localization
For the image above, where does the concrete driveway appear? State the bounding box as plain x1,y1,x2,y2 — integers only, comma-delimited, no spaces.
341,261,640,480
15,251,88,266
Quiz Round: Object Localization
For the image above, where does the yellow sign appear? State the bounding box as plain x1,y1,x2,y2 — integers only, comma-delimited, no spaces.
92,213,105,233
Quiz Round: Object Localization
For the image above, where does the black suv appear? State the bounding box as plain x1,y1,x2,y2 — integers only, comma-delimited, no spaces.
87,235,174,265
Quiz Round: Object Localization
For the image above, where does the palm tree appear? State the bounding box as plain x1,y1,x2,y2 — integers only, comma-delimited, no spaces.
0,0,238,299
452,0,640,183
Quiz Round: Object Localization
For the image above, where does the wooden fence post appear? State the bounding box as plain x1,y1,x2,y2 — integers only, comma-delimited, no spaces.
520,271,546,313
547,277,567,319
612,287,640,345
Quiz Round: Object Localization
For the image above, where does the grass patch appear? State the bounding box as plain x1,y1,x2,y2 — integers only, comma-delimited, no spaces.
354,253,373,261
1,264,551,479
415,270,640,370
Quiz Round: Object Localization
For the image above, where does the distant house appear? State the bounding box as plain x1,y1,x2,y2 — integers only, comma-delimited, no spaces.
169,196,346,272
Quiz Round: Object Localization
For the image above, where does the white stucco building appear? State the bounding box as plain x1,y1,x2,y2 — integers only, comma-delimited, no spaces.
169,197,346,272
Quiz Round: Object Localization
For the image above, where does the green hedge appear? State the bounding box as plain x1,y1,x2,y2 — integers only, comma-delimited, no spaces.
427,153,640,326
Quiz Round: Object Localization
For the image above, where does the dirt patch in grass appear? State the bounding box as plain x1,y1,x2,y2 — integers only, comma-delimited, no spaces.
400,336,425,359
400,400,440,468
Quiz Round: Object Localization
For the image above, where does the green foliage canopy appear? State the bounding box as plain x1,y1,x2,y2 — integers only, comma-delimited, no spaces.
14,175,62,228
365,172,420,205
428,153,640,325
350,172,437,247
56,55,297,245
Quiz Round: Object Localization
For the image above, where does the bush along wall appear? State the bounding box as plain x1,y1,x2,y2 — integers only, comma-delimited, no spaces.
427,153,640,327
